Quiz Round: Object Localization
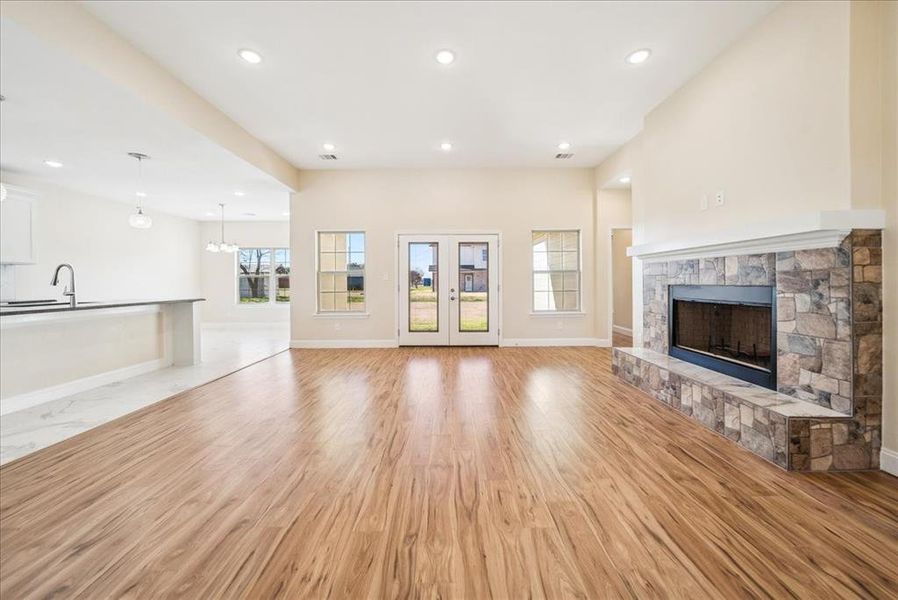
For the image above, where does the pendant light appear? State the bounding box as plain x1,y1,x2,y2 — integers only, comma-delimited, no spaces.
127,152,152,229
206,203,238,253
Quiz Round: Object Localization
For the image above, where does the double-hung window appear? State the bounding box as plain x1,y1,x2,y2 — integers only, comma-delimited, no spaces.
532,230,580,312
317,231,366,312
237,247,290,304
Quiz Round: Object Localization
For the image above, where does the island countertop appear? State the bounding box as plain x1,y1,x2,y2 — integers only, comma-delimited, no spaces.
0,298,205,317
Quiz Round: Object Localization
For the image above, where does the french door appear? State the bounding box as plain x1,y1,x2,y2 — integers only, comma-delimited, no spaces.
399,234,499,346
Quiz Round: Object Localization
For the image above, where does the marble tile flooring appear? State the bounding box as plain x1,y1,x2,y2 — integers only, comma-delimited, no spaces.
0,323,289,464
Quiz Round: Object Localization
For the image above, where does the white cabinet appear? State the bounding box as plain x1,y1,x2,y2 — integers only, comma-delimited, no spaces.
0,193,35,264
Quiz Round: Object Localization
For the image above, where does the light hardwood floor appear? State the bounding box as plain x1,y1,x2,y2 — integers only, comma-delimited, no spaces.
1,347,896,598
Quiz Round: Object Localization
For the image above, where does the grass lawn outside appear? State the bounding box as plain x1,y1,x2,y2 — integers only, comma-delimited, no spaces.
409,287,488,332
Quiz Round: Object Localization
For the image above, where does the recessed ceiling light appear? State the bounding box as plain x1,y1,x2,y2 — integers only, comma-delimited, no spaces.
440,142,453,151
435,49,455,65
242,212,256,217
322,143,336,152
557,141,571,151
135,191,147,198
205,211,216,216
44,159,63,168
619,176,631,184
234,190,246,197
625,48,651,65
238,49,263,64
282,211,291,216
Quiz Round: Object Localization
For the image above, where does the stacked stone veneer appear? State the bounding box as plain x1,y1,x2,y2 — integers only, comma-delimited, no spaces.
630,230,883,471
613,349,791,468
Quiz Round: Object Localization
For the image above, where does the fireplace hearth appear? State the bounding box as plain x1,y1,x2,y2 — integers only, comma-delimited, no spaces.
669,285,776,389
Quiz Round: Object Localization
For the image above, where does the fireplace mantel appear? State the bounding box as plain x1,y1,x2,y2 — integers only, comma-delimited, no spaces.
628,209,885,262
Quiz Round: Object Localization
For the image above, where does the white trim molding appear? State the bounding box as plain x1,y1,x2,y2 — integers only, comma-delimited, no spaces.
290,339,398,349
612,325,633,337
628,209,885,262
501,337,609,347
881,448,898,477
0,357,169,416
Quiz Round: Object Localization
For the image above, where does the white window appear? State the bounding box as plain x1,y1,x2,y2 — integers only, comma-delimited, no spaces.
237,247,290,304
532,230,580,312
317,232,366,312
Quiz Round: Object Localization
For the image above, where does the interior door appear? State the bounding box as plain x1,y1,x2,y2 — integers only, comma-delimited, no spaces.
399,234,499,346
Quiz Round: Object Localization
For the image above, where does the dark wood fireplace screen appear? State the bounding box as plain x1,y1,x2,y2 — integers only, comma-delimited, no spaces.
669,285,776,389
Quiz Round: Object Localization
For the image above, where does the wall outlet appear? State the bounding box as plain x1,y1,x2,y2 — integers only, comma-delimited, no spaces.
382,273,389,281
714,190,726,207
556,320,563,330
334,322,341,331
700,194,709,211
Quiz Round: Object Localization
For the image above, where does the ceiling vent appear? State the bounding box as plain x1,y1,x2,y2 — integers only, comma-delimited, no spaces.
318,154,339,161
555,153,574,160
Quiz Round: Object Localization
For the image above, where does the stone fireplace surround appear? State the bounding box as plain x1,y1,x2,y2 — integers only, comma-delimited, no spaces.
612,229,883,471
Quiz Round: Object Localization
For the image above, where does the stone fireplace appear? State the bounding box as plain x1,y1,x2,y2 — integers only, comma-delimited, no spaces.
613,228,883,472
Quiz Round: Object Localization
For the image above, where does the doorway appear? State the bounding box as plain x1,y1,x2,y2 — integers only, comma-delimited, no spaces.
398,234,499,345
611,228,633,346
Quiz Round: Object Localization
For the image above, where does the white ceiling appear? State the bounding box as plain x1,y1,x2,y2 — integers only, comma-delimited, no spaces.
85,0,779,170
0,18,291,222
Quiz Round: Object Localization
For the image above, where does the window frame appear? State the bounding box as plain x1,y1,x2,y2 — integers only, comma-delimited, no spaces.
530,229,582,314
235,246,291,306
316,230,367,314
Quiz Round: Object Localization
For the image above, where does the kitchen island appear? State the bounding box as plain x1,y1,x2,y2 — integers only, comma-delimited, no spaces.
0,298,204,415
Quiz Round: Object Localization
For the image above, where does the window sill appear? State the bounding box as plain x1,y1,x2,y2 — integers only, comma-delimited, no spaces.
529,311,587,317
312,312,370,319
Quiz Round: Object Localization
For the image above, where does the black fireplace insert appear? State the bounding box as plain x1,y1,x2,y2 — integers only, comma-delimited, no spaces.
669,285,776,389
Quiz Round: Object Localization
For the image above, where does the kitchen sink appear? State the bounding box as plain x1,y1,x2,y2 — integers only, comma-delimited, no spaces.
0,300,101,308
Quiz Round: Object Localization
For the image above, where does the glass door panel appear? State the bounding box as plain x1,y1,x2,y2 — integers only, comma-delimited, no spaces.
408,242,439,332
399,235,449,345
457,242,489,332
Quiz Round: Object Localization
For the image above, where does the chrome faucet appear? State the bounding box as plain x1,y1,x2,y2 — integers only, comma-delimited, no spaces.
50,264,76,308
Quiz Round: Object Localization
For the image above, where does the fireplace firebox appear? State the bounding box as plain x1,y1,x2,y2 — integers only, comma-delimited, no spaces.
669,285,776,389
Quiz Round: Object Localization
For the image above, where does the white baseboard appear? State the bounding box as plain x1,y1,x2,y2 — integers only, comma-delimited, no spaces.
501,337,609,347
881,447,898,477
0,357,170,416
612,325,633,337
290,339,399,349
203,321,288,329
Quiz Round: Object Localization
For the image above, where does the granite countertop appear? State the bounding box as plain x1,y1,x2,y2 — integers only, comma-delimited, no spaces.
0,298,205,317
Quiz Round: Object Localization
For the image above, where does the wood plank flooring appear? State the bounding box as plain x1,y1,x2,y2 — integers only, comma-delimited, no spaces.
1,347,897,598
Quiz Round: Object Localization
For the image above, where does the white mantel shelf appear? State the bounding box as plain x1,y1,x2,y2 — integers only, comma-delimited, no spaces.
628,209,886,262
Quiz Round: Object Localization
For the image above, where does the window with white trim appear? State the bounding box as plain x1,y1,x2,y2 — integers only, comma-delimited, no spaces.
237,247,290,304
532,230,580,312
317,231,366,312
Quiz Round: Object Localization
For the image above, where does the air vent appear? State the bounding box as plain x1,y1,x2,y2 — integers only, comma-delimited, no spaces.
318,154,339,161
555,153,574,160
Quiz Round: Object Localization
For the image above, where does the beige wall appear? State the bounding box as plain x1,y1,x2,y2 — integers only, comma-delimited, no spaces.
594,188,633,341
291,169,597,344
879,0,898,461
637,0,852,244
611,228,633,332
0,172,202,302
199,221,290,323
